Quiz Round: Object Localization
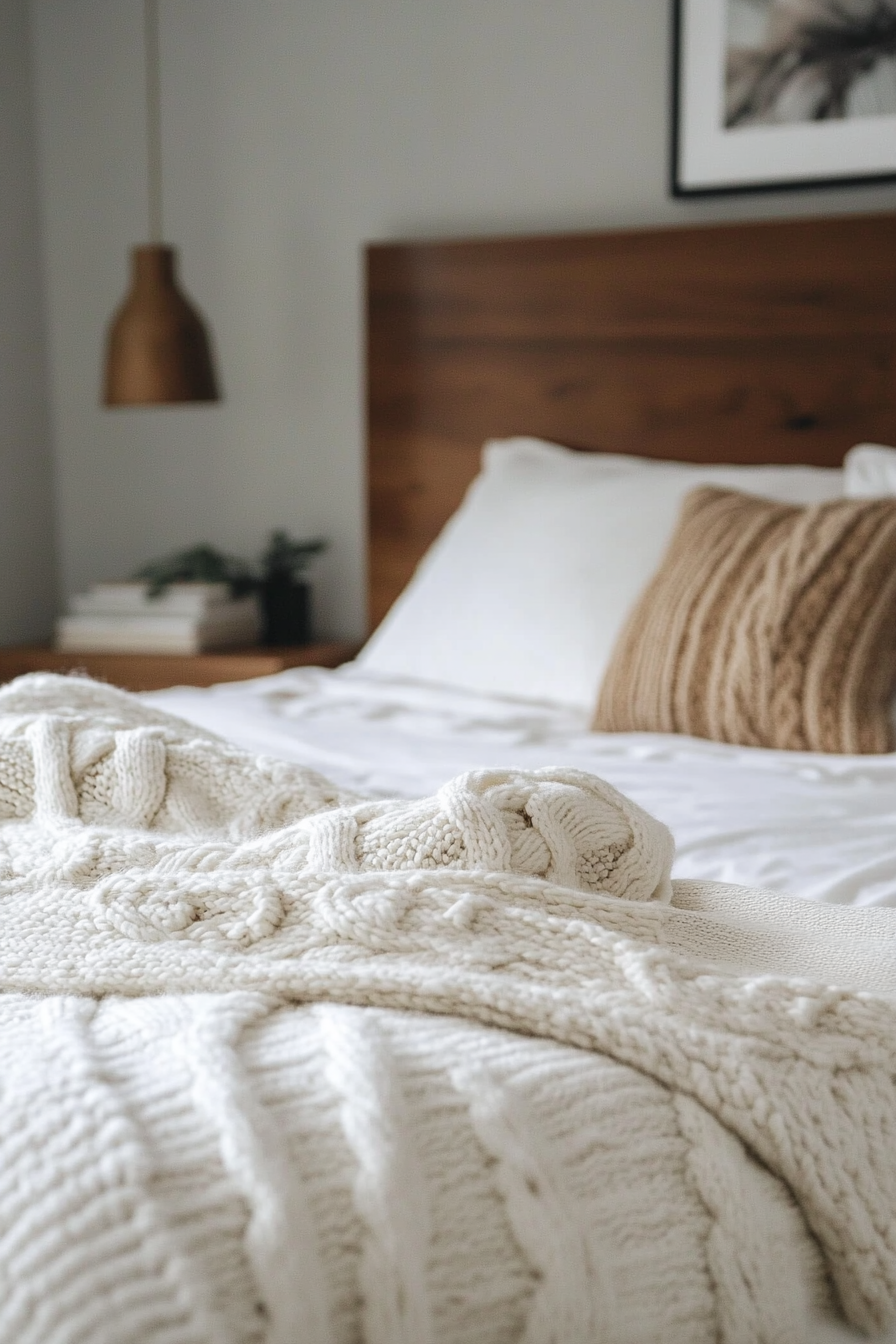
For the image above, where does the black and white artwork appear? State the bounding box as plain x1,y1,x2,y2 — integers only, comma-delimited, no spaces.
673,0,896,193
726,0,896,126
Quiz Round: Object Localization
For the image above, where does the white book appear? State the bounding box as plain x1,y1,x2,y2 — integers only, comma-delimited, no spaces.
55,609,260,655
58,612,261,636
70,582,240,617
60,607,259,637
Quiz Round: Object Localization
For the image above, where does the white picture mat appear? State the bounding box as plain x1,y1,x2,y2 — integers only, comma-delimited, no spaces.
677,0,896,191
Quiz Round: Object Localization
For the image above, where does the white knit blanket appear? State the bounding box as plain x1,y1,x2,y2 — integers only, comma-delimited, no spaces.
1,674,895,1344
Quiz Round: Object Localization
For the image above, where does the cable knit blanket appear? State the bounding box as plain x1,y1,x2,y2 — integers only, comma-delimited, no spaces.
1,674,896,1344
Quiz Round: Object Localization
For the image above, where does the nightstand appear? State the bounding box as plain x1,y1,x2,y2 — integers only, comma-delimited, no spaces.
0,642,362,693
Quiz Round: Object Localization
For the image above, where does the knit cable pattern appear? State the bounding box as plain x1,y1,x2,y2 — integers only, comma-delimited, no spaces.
0,675,895,1337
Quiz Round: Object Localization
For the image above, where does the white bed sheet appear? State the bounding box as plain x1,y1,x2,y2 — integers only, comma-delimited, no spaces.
145,664,896,909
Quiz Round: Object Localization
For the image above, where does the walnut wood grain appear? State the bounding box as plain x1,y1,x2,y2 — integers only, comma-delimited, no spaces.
0,642,361,693
367,212,896,631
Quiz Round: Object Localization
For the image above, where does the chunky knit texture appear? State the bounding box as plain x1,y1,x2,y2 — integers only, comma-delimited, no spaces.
593,486,896,752
5,994,830,1344
1,675,895,1343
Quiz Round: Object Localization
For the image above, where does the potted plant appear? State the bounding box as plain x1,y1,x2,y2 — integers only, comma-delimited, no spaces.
134,531,327,646
258,531,327,646
135,543,255,597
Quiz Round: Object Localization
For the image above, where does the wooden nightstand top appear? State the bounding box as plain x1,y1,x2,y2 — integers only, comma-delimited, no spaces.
0,642,362,693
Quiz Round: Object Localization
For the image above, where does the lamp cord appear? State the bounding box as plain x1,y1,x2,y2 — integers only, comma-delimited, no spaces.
144,0,163,243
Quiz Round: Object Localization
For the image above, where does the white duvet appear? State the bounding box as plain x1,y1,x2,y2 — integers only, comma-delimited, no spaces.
147,664,896,909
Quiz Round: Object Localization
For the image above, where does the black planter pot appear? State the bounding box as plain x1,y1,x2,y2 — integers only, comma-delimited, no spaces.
261,578,311,646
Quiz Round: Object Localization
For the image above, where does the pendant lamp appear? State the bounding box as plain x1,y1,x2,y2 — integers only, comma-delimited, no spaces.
103,0,220,405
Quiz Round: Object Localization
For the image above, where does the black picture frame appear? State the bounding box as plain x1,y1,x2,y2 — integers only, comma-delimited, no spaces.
671,0,896,197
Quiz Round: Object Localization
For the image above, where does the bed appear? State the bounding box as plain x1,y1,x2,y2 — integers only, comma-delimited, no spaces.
2,212,896,1344
156,209,896,909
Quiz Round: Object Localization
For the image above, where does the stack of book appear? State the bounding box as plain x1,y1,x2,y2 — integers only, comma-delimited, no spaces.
55,583,261,655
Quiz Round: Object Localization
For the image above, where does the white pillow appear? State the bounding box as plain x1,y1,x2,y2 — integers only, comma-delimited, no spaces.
843,443,896,498
359,437,844,709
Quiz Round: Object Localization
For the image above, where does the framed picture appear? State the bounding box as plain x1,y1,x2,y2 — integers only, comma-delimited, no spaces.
672,0,896,195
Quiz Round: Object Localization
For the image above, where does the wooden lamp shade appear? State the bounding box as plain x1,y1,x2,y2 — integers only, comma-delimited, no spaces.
102,3,221,407
103,245,219,406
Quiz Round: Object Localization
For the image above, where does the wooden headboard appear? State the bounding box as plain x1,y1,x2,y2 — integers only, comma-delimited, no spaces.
366,212,896,630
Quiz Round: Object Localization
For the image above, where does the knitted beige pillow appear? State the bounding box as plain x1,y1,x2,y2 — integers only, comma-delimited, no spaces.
592,486,896,753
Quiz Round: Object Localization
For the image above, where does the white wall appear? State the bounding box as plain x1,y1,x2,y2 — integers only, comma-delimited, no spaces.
0,0,55,643
30,0,896,638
